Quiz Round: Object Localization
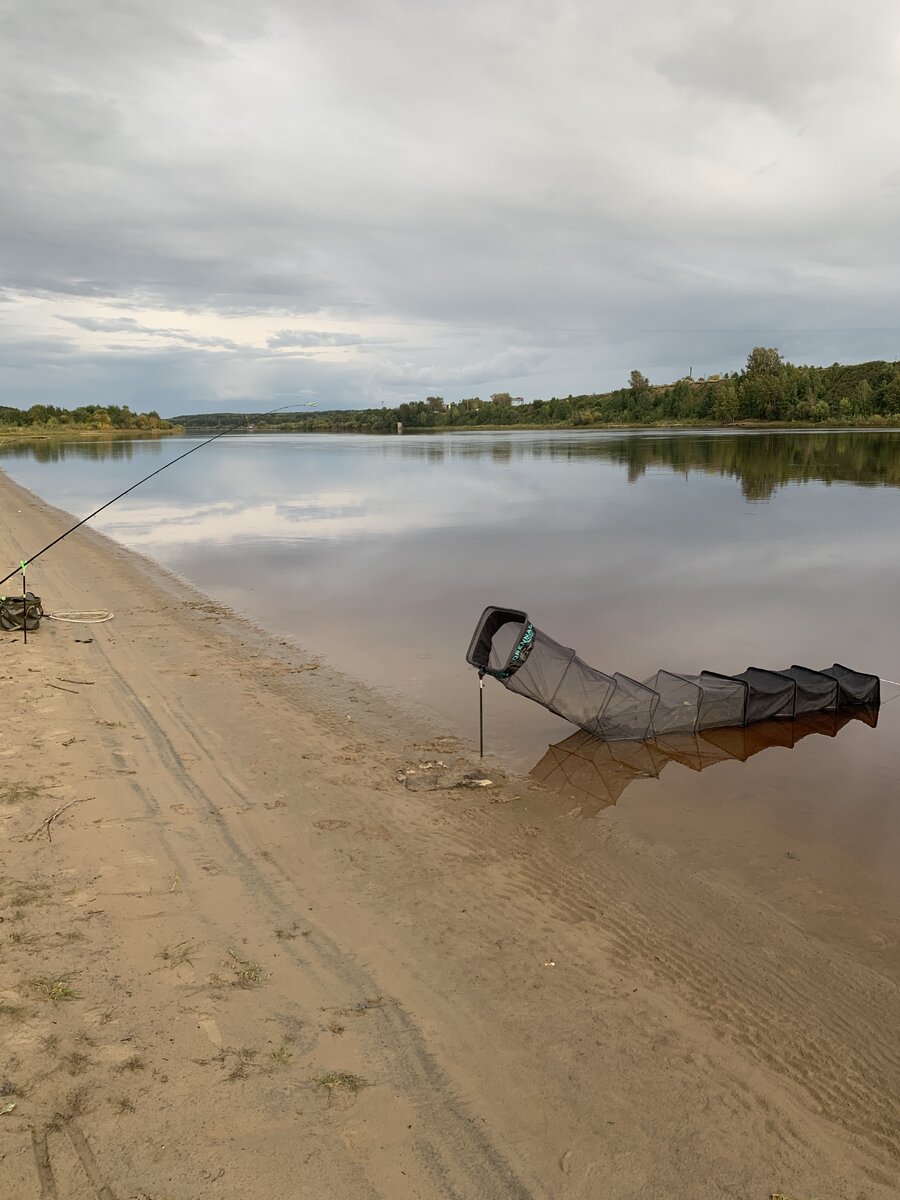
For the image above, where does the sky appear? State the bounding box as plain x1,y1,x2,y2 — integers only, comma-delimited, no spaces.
2,0,900,416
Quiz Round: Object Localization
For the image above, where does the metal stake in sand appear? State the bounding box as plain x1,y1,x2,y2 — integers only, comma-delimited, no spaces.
478,670,485,758
20,562,27,645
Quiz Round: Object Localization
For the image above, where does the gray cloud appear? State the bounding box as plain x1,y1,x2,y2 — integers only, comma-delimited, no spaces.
57,314,244,350
266,329,365,349
657,1,898,113
2,1,900,413
0,334,77,369
59,316,145,333
376,349,545,388
0,338,372,412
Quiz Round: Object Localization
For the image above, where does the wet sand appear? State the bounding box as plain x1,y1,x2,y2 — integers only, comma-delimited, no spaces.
1,467,898,1199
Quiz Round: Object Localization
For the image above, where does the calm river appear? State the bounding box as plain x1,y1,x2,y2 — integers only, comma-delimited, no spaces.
3,429,899,970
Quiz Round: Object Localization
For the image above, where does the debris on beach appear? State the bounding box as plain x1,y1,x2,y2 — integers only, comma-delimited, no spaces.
397,761,496,792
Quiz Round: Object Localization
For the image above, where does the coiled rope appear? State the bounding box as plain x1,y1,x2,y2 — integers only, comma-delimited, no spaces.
46,611,114,624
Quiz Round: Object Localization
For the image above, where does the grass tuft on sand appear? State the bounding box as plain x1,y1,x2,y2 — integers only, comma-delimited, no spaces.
118,1055,146,1073
156,939,200,968
225,950,266,987
31,976,79,1004
0,782,41,807
316,1071,369,1094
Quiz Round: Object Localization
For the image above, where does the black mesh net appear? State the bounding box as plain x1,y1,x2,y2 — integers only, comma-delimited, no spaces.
466,607,880,741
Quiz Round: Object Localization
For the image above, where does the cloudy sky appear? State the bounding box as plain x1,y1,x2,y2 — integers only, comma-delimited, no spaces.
3,0,900,416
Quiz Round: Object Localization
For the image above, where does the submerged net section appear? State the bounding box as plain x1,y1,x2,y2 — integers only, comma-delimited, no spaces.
531,707,879,812
466,606,880,741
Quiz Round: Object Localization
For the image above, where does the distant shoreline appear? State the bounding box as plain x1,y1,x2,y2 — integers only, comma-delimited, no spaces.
158,419,900,436
3,420,900,442
0,427,182,441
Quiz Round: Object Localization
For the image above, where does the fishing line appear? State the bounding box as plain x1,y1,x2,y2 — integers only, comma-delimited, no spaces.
0,402,309,590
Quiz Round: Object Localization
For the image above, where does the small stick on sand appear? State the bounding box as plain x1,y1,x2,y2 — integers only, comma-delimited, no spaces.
25,797,90,843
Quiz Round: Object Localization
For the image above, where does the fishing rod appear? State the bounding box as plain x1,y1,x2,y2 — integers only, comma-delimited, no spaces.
0,402,315,590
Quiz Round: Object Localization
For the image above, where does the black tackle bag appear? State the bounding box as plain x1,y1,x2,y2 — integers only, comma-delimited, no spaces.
0,592,43,631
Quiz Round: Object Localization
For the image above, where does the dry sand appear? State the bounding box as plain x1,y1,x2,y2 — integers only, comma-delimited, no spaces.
0,467,898,1200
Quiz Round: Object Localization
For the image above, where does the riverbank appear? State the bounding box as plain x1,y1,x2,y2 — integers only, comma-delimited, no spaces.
1,469,898,1199
0,427,181,440
176,418,900,435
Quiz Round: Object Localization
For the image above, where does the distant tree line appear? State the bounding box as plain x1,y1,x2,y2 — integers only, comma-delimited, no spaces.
0,403,177,431
176,350,900,434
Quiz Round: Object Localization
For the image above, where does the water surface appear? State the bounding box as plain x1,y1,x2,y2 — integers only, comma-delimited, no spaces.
3,429,899,972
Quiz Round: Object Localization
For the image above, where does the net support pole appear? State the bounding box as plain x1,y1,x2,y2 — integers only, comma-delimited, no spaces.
21,563,27,646
478,671,485,758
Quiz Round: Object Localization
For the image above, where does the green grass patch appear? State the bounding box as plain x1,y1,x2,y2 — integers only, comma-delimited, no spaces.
31,976,79,1004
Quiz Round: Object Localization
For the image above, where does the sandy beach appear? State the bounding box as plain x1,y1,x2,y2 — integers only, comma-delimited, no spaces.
1,466,898,1200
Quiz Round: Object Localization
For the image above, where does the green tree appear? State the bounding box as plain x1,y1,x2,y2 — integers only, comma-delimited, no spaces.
883,375,900,414
670,378,692,418
745,347,784,376
629,370,650,393
856,379,872,416
714,382,739,423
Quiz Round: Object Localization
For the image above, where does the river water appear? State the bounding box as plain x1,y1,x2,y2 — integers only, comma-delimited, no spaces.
3,429,899,971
